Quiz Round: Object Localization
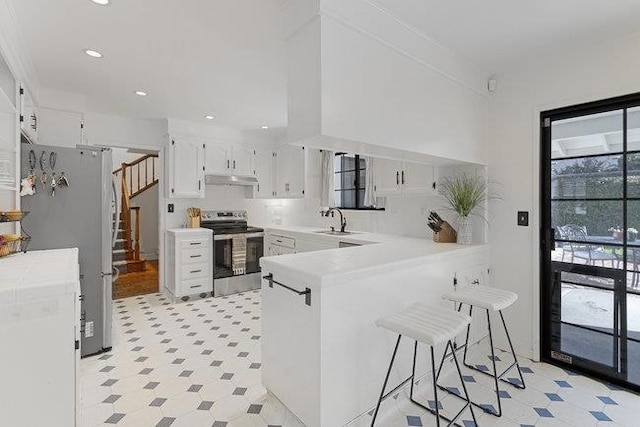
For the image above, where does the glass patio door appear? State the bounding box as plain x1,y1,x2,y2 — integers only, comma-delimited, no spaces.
541,95,640,391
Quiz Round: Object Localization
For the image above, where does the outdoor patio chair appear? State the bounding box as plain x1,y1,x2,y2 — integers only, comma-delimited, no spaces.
558,224,618,267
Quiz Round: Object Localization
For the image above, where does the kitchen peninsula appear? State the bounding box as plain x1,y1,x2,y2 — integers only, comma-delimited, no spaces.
0,249,80,427
259,227,489,427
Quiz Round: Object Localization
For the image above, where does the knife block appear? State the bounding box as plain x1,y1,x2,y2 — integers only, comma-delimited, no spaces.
433,221,457,243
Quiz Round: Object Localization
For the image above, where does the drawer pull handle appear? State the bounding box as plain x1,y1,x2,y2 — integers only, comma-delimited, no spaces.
190,269,202,274
190,284,202,289
276,239,282,243
190,255,202,258
190,242,201,246
263,274,311,306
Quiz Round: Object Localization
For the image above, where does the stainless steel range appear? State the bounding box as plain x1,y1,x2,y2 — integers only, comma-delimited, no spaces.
200,210,264,297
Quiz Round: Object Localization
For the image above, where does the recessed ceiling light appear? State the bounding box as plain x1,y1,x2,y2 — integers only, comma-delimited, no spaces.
261,125,269,130
205,115,215,120
91,0,110,5
84,49,103,58
135,91,147,97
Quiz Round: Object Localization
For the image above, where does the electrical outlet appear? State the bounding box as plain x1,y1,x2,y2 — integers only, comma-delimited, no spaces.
85,321,94,338
168,203,174,213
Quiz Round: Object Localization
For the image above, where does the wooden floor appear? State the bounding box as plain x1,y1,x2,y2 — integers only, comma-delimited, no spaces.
113,260,159,300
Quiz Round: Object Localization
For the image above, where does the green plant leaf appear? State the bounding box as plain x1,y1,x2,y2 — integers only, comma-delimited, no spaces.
440,173,489,217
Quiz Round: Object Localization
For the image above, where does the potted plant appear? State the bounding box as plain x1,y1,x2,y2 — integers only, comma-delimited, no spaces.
439,173,490,245
609,226,623,240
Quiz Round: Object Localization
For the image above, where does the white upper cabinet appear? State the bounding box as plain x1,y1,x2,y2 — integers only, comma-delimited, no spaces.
275,145,305,198
374,158,437,196
168,137,205,198
230,146,255,177
204,142,255,177
254,149,274,198
374,159,403,195
402,161,437,195
20,84,37,143
204,142,230,175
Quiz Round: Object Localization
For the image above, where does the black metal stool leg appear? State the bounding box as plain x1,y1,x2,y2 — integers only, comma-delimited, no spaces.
371,335,402,426
486,308,503,417
430,346,441,427
499,310,526,390
462,305,473,367
450,340,478,426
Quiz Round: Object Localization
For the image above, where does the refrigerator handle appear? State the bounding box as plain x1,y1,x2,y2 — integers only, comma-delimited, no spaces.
112,178,120,248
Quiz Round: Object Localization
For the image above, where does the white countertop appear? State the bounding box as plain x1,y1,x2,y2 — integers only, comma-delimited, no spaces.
166,227,213,234
0,248,80,303
260,225,488,287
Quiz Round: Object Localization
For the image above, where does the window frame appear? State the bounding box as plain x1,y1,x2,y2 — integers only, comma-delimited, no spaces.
333,152,384,211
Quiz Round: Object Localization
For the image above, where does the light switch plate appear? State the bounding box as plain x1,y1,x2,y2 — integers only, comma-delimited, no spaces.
517,211,529,226
168,203,174,213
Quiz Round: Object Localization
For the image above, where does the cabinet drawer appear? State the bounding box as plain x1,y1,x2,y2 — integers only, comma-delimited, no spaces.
180,278,212,295
181,238,208,249
269,234,295,249
181,247,209,264
181,262,209,280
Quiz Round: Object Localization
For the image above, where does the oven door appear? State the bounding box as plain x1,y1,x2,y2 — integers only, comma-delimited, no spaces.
246,233,264,274
213,235,233,280
213,232,264,279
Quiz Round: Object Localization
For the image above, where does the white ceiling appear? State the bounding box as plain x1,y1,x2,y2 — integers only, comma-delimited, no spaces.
10,0,287,130
369,0,640,73
10,0,640,130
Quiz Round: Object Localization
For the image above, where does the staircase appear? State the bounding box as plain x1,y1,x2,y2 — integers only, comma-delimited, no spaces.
113,154,159,273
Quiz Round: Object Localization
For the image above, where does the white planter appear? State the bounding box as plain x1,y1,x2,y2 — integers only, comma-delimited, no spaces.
457,216,472,245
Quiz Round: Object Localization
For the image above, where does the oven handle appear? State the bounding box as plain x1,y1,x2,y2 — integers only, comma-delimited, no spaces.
214,232,265,241
263,274,311,306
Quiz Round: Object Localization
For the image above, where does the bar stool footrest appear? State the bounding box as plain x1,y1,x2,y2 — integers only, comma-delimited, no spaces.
435,383,501,417
409,395,469,427
463,361,526,390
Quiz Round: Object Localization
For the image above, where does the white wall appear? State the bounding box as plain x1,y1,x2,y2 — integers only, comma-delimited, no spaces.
320,15,489,165
283,0,491,166
172,148,460,240
489,29,640,359
130,184,159,260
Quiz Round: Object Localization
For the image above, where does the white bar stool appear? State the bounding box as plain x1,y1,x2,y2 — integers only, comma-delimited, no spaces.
371,303,478,427
439,285,525,417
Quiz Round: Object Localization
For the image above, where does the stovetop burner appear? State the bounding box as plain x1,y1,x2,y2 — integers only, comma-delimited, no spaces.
200,210,263,235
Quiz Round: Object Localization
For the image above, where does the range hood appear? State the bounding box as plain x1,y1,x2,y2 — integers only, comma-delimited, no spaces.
204,174,258,186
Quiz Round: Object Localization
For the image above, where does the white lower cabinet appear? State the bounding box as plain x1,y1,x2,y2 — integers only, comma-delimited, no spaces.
266,233,296,256
1,249,80,427
265,230,339,256
165,229,213,297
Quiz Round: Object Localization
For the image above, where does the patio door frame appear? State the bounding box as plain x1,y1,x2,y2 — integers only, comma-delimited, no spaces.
540,91,640,392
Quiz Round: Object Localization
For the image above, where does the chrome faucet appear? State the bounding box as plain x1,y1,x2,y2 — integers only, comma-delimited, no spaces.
322,207,347,233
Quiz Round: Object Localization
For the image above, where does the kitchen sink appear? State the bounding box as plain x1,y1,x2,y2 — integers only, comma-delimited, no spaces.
314,230,359,236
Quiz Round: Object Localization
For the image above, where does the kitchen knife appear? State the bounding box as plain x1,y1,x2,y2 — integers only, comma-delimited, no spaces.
431,211,444,223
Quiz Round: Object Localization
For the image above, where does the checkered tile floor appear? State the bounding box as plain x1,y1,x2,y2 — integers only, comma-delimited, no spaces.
80,290,302,427
347,340,640,427
81,291,640,426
